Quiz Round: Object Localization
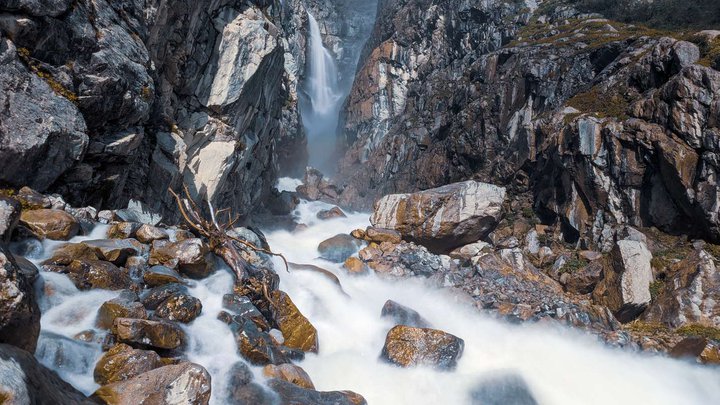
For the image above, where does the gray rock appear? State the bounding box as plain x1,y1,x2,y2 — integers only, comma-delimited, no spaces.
0,197,20,242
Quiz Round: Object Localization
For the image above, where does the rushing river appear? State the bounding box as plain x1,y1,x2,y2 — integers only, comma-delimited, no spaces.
23,184,720,404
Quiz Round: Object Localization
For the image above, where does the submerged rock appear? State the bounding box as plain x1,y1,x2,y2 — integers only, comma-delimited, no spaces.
469,372,538,405
267,378,367,405
380,325,464,370
318,234,362,263
0,343,94,404
370,181,506,252
381,300,431,328
19,209,79,240
92,362,211,405
93,343,163,385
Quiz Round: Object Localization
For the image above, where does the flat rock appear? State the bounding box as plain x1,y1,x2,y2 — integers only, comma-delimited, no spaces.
82,239,141,265
135,224,169,243
143,265,185,287
371,181,506,252
19,209,79,240
92,362,211,405
380,325,464,370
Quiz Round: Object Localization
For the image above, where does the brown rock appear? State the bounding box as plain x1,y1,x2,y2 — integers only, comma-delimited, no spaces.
19,209,79,240
43,242,100,266
270,290,319,353
343,256,368,274
135,224,169,243
92,362,211,405
317,206,347,220
380,325,464,370
96,291,147,329
143,265,184,287
93,343,163,385
263,364,315,389
229,316,289,365
67,259,132,291
155,294,202,323
82,239,141,265
149,238,214,279
365,227,402,244
107,222,140,239
669,337,720,365
112,318,185,350
350,228,366,240
563,259,605,295
266,379,367,405
140,284,188,310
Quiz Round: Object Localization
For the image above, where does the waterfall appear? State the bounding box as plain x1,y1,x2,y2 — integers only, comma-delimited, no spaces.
300,12,343,173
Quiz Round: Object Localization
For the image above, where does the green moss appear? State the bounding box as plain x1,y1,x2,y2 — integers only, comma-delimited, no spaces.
559,256,588,274
651,247,690,270
567,86,631,120
625,321,669,335
649,279,665,300
677,324,720,341
17,48,78,104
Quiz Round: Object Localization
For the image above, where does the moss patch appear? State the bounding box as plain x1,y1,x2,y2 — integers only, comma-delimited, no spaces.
559,256,588,274
651,247,691,271
677,324,720,341
649,279,665,300
625,321,669,335
17,48,78,104
567,85,631,120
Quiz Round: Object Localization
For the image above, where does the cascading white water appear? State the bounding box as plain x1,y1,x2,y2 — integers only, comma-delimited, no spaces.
25,181,720,404
306,12,341,115
301,12,344,173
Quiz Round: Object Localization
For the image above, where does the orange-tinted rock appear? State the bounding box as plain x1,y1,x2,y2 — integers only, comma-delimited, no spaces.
270,290,318,353
19,209,79,240
380,325,464,370
93,343,163,385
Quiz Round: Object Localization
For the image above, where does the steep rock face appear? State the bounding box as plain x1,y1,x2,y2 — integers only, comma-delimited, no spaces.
339,0,720,244
0,0,308,221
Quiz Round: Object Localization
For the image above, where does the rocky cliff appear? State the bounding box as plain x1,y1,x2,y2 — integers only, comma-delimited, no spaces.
337,0,720,246
0,0,315,222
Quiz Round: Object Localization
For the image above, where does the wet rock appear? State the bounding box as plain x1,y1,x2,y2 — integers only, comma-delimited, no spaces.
593,240,653,323
380,325,464,370
82,239,141,265
0,246,40,352
43,242,100,266
67,259,132,291
35,331,100,377
140,284,189,310
19,209,79,240
143,265,185,287
359,241,451,278
96,291,147,329
135,224,169,243
317,206,346,220
296,168,341,202
226,381,276,405
92,362,211,405
267,378,367,405
381,300,431,328
270,290,319,353
229,316,289,366
94,343,163,385
149,238,215,279
222,294,270,330
0,196,20,241
318,234,361,263
470,372,538,405
642,251,720,328
0,343,94,404
12,255,39,284
112,318,185,350
267,190,299,216
263,363,315,389
365,227,402,244
343,256,368,274
155,294,203,323
371,181,506,252
107,222,140,239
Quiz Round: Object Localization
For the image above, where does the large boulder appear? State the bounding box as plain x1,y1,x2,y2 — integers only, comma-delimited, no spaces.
593,240,653,323
371,181,506,252
18,209,79,240
380,325,464,370
92,362,211,405
67,259,132,291
0,246,40,352
318,234,362,263
149,239,215,279
0,343,94,404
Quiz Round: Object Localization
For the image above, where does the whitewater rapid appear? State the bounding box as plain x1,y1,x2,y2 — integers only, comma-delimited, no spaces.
25,186,720,404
